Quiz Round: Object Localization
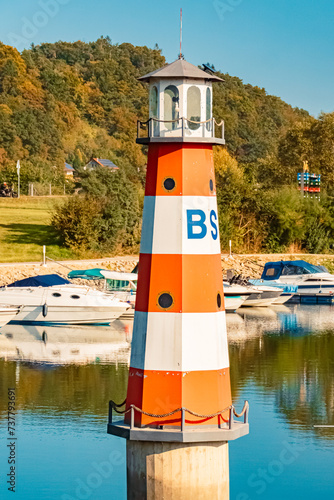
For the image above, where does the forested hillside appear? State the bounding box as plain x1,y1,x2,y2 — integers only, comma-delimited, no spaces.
1,37,334,254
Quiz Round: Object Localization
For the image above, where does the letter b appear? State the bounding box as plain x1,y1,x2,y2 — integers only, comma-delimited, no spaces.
187,210,207,239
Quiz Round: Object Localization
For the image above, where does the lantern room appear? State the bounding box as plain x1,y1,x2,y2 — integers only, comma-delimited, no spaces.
137,58,225,144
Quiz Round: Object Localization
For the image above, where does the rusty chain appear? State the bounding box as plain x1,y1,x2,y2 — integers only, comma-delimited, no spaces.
110,400,248,420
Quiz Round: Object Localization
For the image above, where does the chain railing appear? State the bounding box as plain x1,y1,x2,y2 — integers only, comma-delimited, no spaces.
137,116,225,142
108,399,249,432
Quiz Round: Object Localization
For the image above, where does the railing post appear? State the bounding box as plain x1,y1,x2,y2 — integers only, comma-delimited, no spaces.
212,118,215,138
218,413,222,429
148,118,152,138
181,408,185,432
229,407,234,429
244,402,249,424
137,120,140,140
42,245,46,267
130,406,134,429
109,401,113,424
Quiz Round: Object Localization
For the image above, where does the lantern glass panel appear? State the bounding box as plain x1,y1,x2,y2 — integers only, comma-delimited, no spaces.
164,85,179,130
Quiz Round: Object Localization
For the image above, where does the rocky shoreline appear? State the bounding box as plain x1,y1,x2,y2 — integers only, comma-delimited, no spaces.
0,254,333,288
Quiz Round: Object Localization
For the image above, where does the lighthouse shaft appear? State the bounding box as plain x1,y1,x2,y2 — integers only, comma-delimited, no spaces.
125,142,231,427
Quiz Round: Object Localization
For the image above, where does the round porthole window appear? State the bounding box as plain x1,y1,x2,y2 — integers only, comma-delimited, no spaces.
217,292,222,309
163,177,176,192
157,292,174,310
209,179,214,192
52,292,61,297
71,295,80,299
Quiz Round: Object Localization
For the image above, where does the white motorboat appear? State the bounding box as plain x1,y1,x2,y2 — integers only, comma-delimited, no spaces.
249,279,295,305
0,305,21,327
101,270,137,318
223,283,253,312
68,269,137,318
0,274,130,325
261,260,334,295
224,279,283,308
242,285,283,307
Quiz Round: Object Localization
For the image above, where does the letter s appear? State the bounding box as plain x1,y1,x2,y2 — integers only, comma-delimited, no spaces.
210,210,218,240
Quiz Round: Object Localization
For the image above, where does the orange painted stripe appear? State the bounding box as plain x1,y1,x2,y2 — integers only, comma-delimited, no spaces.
182,146,216,197
125,367,231,427
135,254,224,313
145,144,216,197
182,254,224,312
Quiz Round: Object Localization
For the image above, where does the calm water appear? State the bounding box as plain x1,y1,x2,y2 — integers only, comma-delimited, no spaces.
0,305,333,499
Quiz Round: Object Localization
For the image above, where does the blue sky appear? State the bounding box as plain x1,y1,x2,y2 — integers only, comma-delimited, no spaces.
0,0,333,116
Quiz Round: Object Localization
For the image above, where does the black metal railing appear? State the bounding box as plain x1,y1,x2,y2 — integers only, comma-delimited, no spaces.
108,399,249,431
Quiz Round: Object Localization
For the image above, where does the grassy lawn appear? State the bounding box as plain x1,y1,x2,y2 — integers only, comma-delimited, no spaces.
0,196,75,263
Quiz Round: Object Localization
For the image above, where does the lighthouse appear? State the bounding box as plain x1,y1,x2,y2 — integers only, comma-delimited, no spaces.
108,57,249,499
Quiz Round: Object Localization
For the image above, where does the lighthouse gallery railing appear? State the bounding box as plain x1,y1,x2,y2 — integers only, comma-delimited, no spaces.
137,116,225,142
108,399,249,431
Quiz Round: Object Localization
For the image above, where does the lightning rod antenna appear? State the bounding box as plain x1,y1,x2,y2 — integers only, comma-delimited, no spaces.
179,8,183,59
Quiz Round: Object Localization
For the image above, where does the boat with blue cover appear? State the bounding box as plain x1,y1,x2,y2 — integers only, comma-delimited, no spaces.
261,260,334,302
0,274,130,325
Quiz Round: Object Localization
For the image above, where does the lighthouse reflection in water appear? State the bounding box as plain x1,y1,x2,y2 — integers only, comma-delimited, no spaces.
0,305,334,500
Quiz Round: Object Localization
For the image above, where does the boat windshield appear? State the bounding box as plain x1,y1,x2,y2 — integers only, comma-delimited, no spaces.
105,279,137,292
281,263,323,275
316,265,330,273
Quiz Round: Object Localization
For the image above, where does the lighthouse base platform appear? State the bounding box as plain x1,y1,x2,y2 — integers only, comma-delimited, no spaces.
127,440,230,500
107,420,248,443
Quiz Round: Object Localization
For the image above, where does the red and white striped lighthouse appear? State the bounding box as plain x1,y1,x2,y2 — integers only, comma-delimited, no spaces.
126,59,230,427
108,57,248,500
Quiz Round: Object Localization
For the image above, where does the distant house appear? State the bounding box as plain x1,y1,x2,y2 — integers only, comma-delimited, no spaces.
83,158,119,171
64,162,75,177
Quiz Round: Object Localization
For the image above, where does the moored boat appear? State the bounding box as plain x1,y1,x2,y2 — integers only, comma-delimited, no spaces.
0,274,130,325
223,283,253,312
261,260,334,295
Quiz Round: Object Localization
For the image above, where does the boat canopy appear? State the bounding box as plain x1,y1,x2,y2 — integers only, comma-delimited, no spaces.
249,279,298,293
68,269,105,280
261,260,325,281
6,274,71,288
100,271,138,281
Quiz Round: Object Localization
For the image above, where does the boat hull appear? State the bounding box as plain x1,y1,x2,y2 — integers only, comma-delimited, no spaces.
0,307,20,327
242,290,282,307
8,305,128,325
272,293,293,305
224,296,248,312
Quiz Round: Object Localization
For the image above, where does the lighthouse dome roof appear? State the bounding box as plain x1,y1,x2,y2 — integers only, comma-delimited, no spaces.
138,58,223,83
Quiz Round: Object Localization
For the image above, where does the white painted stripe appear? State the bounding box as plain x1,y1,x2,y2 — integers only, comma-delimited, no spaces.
130,311,229,372
140,196,221,255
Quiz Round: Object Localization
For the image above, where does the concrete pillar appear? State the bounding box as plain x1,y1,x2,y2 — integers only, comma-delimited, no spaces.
127,441,229,500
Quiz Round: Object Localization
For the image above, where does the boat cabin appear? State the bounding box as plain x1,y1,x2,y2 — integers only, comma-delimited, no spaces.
261,260,329,281
100,271,137,294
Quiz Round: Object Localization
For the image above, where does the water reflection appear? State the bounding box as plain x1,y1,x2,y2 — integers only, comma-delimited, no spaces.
0,305,333,440
0,321,132,366
228,305,334,441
